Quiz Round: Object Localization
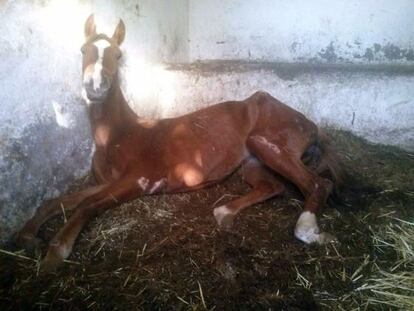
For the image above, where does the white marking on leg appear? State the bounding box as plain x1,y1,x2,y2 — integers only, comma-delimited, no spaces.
149,178,167,194
251,136,281,154
137,177,149,191
294,211,336,244
213,205,235,228
294,211,320,244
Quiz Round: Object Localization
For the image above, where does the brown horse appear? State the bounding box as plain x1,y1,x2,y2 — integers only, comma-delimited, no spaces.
16,15,343,271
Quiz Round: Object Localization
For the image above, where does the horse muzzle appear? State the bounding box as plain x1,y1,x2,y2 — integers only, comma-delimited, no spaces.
83,75,112,102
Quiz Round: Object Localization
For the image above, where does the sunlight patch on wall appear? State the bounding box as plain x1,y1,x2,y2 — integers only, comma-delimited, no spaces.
52,101,75,128
37,0,89,51
123,61,177,117
35,1,137,52
34,1,178,118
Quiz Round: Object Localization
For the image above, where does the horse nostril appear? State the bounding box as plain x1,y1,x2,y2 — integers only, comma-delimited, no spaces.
101,77,111,90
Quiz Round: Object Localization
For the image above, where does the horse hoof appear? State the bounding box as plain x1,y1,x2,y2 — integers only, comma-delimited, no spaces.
40,252,63,274
15,233,44,256
295,229,337,245
213,205,235,229
294,211,338,245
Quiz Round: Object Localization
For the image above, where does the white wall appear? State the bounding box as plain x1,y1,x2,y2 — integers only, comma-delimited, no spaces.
189,0,414,63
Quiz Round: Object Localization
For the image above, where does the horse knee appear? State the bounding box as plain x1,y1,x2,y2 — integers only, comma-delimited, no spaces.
310,177,333,198
317,178,334,198
302,177,333,213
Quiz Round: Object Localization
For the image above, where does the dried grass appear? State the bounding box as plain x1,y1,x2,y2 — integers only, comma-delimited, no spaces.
356,218,414,310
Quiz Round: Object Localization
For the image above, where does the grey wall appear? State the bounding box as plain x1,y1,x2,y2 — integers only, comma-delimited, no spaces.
188,0,414,64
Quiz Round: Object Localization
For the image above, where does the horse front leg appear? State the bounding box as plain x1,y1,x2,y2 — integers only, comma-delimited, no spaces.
40,177,143,272
16,185,107,254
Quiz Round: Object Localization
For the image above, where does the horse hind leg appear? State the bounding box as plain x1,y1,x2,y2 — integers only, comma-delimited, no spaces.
16,185,106,253
247,136,336,244
213,157,285,228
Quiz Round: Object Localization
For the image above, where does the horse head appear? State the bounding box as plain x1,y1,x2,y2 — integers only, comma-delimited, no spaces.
81,14,125,106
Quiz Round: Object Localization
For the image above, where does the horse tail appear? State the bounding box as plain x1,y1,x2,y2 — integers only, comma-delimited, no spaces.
314,130,345,196
304,129,381,207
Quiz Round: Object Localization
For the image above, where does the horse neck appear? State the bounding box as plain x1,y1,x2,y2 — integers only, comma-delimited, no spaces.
89,81,137,148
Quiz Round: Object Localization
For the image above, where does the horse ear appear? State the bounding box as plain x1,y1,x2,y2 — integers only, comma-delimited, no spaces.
84,14,97,38
112,19,126,46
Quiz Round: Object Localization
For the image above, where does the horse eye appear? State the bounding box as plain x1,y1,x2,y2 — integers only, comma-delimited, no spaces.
80,46,86,54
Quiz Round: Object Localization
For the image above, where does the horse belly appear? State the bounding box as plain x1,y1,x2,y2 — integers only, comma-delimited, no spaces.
165,139,248,192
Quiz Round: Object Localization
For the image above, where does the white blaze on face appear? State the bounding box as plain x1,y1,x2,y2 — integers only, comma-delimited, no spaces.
92,40,111,91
